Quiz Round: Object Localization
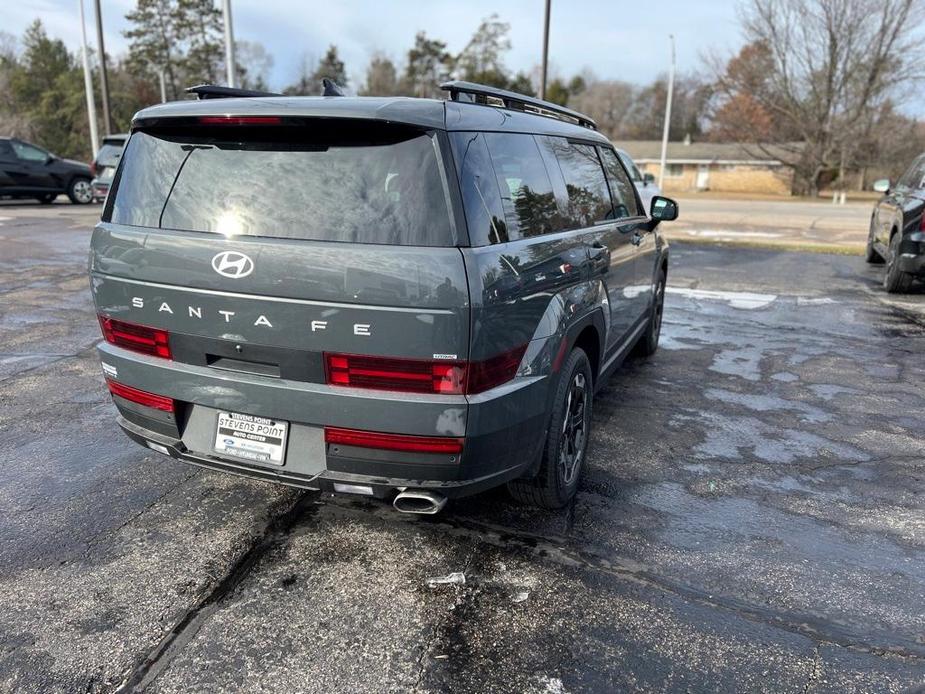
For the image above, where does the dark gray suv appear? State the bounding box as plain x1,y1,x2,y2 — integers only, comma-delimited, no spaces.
90,81,677,513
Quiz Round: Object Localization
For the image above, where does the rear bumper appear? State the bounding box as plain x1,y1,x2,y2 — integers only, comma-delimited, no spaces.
99,342,551,499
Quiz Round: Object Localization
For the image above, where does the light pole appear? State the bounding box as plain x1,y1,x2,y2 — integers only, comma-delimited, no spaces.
78,0,100,156
658,34,676,190
540,0,550,100
222,0,236,88
93,0,112,135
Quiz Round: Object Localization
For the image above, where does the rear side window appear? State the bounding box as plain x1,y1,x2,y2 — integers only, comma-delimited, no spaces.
107,123,455,246
449,132,509,245
599,147,640,218
545,138,613,227
483,132,563,239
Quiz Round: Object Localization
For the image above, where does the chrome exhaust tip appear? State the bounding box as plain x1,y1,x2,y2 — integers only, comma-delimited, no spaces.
393,489,447,515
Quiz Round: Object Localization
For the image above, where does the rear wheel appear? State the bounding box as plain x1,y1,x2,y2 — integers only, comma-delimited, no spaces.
508,348,592,509
633,266,666,357
67,178,92,205
883,232,914,293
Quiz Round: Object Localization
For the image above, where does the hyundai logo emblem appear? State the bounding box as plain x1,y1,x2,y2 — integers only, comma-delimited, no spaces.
212,251,254,279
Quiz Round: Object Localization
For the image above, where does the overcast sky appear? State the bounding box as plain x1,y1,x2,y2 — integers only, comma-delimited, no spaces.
8,0,744,90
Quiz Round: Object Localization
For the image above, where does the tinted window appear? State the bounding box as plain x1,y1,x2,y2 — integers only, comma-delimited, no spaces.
108,125,455,246
484,132,563,239
547,139,614,227
898,157,925,190
449,132,508,245
11,141,47,162
0,141,14,161
600,148,640,218
617,151,643,183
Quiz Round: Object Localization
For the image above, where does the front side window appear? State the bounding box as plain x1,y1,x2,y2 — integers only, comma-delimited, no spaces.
483,132,563,239
12,141,48,162
545,138,614,228
898,157,925,190
618,151,644,183
107,123,455,247
599,147,640,219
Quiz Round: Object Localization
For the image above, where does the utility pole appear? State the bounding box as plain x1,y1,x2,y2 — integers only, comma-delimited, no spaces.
222,0,236,88
158,69,167,103
657,34,676,190
93,0,112,135
78,0,100,156
540,0,551,100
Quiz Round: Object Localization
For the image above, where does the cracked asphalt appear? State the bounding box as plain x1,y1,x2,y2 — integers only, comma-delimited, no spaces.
0,203,923,693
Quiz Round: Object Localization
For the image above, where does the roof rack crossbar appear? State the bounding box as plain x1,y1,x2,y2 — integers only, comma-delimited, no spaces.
186,84,283,100
440,80,597,130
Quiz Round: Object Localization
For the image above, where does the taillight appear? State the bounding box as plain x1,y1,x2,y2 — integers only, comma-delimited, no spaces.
106,378,175,412
466,344,529,393
325,427,463,454
324,344,526,395
325,353,465,394
99,316,171,359
197,116,282,125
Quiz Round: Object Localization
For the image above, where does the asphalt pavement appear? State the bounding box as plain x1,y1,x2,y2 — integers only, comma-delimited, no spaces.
0,202,923,693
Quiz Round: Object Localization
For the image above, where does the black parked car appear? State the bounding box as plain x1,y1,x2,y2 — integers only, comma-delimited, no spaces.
867,159,925,292
0,137,94,204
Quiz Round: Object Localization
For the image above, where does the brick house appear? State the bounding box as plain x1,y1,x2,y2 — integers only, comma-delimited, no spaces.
615,140,798,195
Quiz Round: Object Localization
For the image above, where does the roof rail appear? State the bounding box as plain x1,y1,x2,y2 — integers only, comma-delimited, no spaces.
186,84,283,100
440,80,597,130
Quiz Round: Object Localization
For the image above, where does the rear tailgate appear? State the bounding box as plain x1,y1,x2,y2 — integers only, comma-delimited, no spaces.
91,117,471,440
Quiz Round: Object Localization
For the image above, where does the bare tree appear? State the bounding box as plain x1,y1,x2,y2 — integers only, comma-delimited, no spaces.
713,0,925,195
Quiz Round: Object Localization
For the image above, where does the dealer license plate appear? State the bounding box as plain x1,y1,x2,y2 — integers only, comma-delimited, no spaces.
213,411,288,465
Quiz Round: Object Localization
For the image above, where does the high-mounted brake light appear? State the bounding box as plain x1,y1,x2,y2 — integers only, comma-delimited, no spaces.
99,316,171,359
197,116,282,125
106,379,175,412
325,427,464,455
324,344,527,395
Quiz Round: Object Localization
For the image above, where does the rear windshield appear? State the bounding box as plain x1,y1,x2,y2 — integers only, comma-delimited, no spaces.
105,122,455,246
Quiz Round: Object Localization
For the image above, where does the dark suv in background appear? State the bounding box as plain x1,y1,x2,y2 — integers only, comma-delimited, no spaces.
868,158,925,292
90,81,677,513
0,137,94,204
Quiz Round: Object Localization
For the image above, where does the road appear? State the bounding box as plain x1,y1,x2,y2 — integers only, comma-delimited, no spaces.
0,202,923,693
664,197,873,250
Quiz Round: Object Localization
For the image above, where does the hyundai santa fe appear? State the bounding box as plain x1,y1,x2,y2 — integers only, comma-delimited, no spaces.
90,80,678,513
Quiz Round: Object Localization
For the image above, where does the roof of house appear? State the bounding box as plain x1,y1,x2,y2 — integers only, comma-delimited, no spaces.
614,140,799,165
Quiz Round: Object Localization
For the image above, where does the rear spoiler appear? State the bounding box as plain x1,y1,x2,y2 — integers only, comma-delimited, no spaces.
185,79,346,100
186,84,283,100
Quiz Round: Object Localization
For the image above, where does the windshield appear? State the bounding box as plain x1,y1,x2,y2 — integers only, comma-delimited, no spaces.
105,122,455,247
95,143,124,167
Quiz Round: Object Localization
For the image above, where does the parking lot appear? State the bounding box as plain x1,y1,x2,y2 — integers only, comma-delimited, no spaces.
0,202,923,693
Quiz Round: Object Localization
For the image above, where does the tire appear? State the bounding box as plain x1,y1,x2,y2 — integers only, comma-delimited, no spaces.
35,193,56,204
507,348,593,509
883,232,914,293
633,266,666,357
865,226,884,264
66,178,93,205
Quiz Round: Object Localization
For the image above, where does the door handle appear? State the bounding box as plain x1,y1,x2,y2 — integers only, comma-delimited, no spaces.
631,232,644,246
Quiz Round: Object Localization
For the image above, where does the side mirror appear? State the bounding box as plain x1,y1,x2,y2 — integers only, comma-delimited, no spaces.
872,178,890,194
650,195,679,224
45,154,56,165
643,172,656,186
